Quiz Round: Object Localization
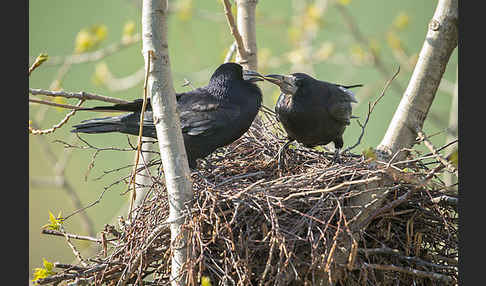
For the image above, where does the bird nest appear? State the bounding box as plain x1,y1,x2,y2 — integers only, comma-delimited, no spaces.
37,108,458,285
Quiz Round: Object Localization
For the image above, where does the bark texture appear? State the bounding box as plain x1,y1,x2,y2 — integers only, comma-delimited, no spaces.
377,0,458,160
235,0,259,71
141,1,193,285
328,1,458,284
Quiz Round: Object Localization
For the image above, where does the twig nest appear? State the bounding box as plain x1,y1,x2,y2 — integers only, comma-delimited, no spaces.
40,110,457,285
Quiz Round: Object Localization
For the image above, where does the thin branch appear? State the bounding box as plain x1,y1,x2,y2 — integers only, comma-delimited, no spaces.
356,162,443,230
62,186,109,222
41,229,111,244
35,264,111,285
283,176,381,201
31,34,141,66
416,128,457,174
430,195,457,207
118,223,168,284
221,0,249,61
128,50,153,221
30,123,96,237
344,66,400,152
359,247,456,270
59,224,88,267
224,41,237,63
363,263,453,283
29,97,87,111
29,53,49,75
99,65,146,92
29,99,85,135
29,88,129,105
334,3,404,94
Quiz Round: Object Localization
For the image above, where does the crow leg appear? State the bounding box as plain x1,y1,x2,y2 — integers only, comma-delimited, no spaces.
332,138,344,163
277,140,292,170
333,148,341,163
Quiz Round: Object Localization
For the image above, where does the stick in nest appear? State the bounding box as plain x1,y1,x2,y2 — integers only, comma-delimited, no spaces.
344,65,401,153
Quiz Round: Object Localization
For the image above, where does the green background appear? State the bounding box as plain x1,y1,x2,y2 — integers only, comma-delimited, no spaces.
29,0,457,281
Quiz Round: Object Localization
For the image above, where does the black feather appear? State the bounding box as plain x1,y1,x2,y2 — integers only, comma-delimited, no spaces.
71,63,263,169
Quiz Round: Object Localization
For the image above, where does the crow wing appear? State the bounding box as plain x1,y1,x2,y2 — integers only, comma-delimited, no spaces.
177,92,240,137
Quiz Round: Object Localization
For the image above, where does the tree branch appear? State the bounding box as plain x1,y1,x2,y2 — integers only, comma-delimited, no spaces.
128,50,154,221
363,263,453,283
224,41,237,63
416,128,457,174
30,34,141,66
29,88,129,105
344,66,400,152
222,0,249,62
29,100,84,135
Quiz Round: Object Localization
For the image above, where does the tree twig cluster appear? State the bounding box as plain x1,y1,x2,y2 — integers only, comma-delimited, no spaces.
36,108,457,285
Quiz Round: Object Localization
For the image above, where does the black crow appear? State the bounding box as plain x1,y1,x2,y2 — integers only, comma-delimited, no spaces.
263,73,361,167
71,63,264,169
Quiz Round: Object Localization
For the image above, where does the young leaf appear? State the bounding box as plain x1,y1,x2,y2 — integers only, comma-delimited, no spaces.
41,210,63,231
32,258,55,284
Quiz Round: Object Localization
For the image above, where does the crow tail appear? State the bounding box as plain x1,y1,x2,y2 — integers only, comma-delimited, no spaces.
71,116,123,134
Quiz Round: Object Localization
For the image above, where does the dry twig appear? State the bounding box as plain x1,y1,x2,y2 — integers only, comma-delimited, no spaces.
36,110,457,285
221,0,249,61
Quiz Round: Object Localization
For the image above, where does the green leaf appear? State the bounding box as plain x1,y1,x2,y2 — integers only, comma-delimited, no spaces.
362,147,377,161
43,258,54,272
32,258,55,284
201,275,212,286
447,148,458,168
34,53,49,65
41,210,63,231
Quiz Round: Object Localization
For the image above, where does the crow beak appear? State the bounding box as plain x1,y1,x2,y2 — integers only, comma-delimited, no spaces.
263,74,298,94
242,69,265,83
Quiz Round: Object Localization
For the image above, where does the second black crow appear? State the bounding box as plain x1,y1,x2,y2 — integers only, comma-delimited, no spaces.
71,62,264,169
264,72,361,168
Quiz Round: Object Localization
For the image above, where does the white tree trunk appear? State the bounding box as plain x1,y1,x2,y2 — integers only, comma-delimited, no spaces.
377,0,458,160
141,1,193,285
444,65,458,187
235,0,259,71
327,1,458,284
132,141,155,217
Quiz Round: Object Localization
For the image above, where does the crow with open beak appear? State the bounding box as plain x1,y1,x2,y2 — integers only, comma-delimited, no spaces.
72,63,265,169
264,72,361,168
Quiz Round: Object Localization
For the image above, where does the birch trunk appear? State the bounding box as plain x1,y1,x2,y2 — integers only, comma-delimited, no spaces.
131,141,155,218
444,65,458,188
235,0,258,71
141,1,193,285
376,0,458,160
326,1,458,284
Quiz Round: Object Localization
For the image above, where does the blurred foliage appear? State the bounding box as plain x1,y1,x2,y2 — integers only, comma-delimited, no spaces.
29,0,458,280
74,24,108,54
